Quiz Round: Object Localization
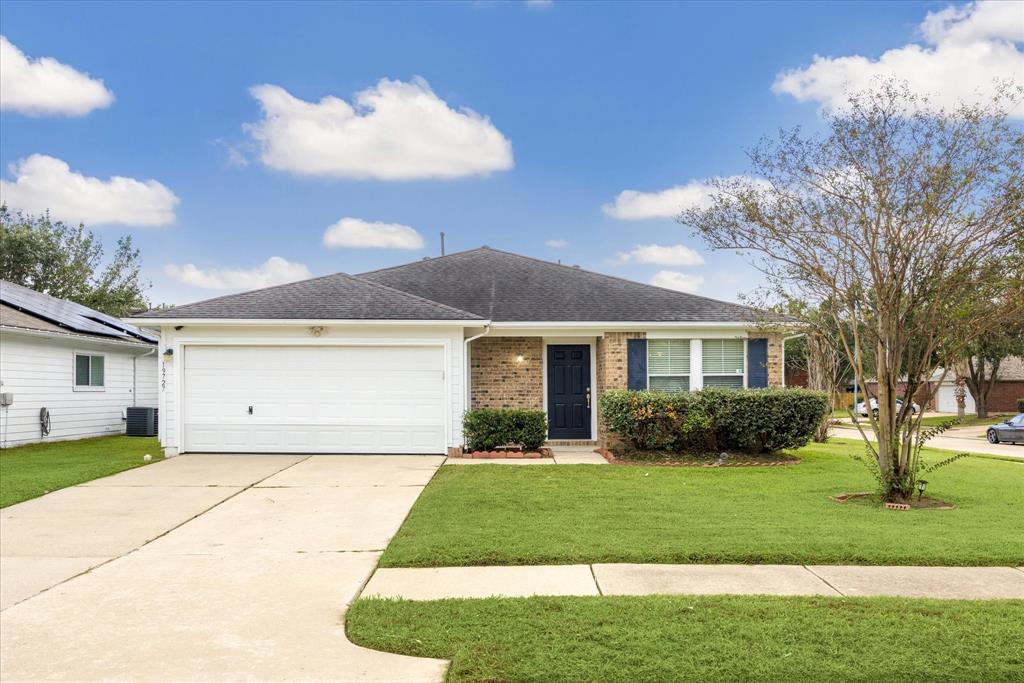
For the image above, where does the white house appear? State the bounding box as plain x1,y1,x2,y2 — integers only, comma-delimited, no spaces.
131,248,788,457
0,281,158,448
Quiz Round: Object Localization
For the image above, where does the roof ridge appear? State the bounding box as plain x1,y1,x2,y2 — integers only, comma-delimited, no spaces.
340,273,484,320
356,247,488,277
433,246,768,316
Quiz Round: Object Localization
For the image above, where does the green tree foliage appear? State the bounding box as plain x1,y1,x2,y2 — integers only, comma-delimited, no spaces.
0,206,150,316
681,79,1024,502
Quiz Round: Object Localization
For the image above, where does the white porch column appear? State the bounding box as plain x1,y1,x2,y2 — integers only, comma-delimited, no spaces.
690,338,703,391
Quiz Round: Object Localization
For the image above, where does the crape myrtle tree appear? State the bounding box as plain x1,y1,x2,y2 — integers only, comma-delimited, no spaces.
682,79,1024,503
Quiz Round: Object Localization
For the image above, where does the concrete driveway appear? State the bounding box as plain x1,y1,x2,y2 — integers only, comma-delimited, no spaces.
0,454,448,682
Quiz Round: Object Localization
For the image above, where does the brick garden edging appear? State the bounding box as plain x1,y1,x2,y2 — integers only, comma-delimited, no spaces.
458,447,553,459
595,447,800,467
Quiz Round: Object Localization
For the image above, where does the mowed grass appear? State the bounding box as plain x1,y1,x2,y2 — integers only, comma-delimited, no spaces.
0,435,160,507
347,595,1024,683
380,439,1024,567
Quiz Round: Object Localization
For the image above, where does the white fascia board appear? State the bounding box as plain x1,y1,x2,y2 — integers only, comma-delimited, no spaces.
129,318,488,327
0,325,156,349
488,321,757,329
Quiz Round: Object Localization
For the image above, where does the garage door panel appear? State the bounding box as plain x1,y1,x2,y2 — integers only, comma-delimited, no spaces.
183,346,446,454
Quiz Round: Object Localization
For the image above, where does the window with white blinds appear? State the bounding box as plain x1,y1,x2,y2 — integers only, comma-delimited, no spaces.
647,339,690,392
702,338,744,389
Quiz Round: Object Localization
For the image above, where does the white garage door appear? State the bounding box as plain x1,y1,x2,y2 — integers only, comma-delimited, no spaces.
935,384,975,414
183,345,446,454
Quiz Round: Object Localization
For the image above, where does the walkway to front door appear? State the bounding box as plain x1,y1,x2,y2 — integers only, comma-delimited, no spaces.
546,344,592,440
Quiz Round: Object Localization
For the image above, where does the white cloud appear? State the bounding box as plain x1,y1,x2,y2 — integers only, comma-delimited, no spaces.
545,239,568,248
244,78,514,180
525,0,554,9
163,257,312,291
617,244,705,266
649,270,705,293
772,1,1024,116
323,217,425,250
0,36,114,116
604,177,756,220
0,154,178,226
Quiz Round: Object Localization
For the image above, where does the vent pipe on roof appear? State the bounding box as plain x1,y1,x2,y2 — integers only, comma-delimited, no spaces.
440,232,446,256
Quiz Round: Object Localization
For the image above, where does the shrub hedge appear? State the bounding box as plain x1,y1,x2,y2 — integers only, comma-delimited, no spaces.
1018,398,1024,413
463,409,548,452
600,388,830,454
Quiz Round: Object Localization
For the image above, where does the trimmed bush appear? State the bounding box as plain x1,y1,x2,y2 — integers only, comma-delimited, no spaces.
600,388,830,455
1018,398,1024,413
463,409,548,452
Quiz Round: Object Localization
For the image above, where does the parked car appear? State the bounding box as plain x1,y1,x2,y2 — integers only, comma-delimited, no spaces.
854,397,920,417
986,413,1024,445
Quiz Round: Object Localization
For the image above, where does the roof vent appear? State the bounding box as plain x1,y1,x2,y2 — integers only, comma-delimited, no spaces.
422,256,432,261
572,265,581,269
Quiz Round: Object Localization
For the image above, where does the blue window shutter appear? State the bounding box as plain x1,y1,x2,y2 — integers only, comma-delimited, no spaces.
627,339,648,391
747,338,768,388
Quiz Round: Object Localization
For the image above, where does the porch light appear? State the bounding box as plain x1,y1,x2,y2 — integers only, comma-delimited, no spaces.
917,480,928,500
515,355,525,364
162,348,174,360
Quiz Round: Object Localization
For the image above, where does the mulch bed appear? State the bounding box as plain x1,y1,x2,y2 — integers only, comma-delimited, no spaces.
596,447,800,468
830,492,955,510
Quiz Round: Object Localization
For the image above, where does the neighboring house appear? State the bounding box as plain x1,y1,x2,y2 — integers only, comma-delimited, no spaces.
0,281,158,448
130,247,788,456
933,357,1024,414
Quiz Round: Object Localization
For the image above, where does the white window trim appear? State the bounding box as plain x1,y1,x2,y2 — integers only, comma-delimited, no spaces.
646,338,691,392
73,351,106,392
700,338,746,389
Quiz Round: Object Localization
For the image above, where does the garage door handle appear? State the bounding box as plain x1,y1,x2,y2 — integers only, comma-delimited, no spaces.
248,406,253,415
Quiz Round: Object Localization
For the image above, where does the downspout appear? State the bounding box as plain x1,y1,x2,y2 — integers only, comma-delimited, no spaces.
463,324,491,412
132,347,157,407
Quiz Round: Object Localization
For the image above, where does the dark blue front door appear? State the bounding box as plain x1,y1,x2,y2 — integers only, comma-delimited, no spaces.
547,345,591,439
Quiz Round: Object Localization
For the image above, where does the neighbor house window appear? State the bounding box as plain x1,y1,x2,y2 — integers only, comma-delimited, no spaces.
702,339,744,388
648,339,690,392
74,353,105,388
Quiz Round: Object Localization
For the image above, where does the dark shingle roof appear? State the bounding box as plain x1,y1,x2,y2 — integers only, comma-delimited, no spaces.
0,280,157,342
358,247,768,323
132,272,483,321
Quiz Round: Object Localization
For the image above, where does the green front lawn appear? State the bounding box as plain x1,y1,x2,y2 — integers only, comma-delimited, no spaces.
0,435,161,507
348,595,1024,683
917,413,1014,428
380,439,1024,567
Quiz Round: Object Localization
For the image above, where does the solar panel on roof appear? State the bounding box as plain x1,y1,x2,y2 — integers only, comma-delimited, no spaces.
0,280,157,342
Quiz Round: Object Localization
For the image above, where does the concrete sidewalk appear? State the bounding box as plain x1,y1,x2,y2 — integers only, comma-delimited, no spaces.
362,563,1024,601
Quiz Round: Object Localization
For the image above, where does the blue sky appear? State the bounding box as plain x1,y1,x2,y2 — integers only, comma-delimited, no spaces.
1,0,1019,306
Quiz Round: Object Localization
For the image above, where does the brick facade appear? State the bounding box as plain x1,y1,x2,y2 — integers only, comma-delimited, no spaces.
469,336,544,410
596,331,646,445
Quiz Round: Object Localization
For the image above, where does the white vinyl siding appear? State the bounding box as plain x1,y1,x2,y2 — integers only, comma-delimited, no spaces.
648,339,690,392
0,331,157,447
702,338,745,389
